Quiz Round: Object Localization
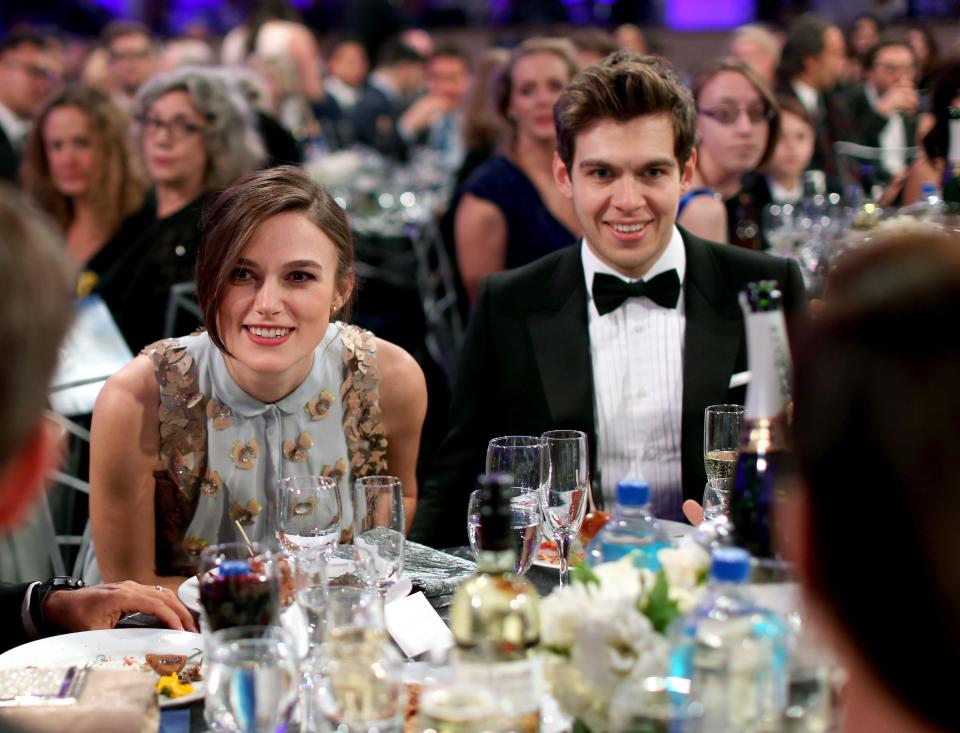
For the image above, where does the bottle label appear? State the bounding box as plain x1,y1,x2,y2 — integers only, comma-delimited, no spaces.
452,657,541,732
743,310,791,420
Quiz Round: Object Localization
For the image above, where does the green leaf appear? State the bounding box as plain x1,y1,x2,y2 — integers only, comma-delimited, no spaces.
541,644,572,658
641,569,681,634
573,719,595,733
571,561,601,586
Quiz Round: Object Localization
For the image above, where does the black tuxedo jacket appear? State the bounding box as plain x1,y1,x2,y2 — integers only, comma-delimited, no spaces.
410,229,806,548
0,126,19,182
0,582,32,652
835,85,918,179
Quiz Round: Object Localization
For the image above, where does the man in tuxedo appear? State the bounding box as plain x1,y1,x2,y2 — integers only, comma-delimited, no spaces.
411,52,805,548
775,15,852,185
0,29,56,182
837,40,919,185
0,184,195,653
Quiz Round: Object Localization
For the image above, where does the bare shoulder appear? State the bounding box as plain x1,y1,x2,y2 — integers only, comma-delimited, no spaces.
679,194,728,243
456,193,506,226
93,354,158,421
374,338,426,400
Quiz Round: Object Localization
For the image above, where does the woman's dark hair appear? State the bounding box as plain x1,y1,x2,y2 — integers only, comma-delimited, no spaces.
196,165,354,354
794,224,960,731
921,57,960,163
777,14,831,83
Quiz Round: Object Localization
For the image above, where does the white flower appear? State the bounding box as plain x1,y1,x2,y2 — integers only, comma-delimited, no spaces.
658,539,710,591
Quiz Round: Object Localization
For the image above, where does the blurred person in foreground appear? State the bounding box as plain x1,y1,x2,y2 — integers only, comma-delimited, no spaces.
0,183,195,653
0,28,59,181
412,52,805,547
781,222,960,733
19,85,148,295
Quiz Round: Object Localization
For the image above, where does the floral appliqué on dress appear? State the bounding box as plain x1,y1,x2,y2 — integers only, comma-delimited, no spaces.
206,399,234,430
283,432,313,462
306,389,336,420
230,439,260,469
230,499,262,526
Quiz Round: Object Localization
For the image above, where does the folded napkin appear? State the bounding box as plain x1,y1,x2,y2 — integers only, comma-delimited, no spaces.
403,541,476,608
0,669,159,733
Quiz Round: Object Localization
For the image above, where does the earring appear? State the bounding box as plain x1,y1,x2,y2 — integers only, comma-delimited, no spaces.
330,303,339,317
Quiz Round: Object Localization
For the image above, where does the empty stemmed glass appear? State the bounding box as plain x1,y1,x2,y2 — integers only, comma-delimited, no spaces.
277,475,342,559
352,475,405,599
539,430,589,586
703,404,743,521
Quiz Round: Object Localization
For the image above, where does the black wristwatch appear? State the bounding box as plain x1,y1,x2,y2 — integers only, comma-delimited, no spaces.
30,576,86,636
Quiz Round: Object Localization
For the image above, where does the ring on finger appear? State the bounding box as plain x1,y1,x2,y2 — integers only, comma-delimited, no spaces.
154,584,163,592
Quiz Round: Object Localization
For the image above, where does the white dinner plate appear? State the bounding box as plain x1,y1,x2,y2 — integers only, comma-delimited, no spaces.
178,569,414,614
0,628,204,708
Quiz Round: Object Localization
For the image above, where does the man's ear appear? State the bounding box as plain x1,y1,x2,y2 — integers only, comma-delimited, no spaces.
680,148,697,195
553,151,574,199
0,416,64,531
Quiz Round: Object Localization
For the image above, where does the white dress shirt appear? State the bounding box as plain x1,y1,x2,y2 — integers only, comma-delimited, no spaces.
865,83,908,175
791,80,820,119
0,101,27,153
582,227,686,519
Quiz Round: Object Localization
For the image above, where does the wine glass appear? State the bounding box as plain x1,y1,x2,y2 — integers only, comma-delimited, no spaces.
703,404,744,520
539,430,589,586
352,475,405,598
466,486,541,575
276,475,342,559
485,435,543,490
205,626,299,733
198,542,280,633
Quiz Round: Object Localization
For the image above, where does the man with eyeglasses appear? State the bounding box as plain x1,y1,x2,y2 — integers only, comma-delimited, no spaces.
837,39,919,186
101,20,156,114
0,28,56,182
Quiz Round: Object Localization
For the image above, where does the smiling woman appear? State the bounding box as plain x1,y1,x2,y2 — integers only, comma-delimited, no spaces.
88,166,427,587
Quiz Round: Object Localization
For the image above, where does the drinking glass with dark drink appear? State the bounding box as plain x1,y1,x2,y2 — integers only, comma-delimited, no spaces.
199,542,280,632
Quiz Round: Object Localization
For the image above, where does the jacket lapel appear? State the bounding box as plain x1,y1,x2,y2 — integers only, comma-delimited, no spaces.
525,248,596,441
681,230,744,499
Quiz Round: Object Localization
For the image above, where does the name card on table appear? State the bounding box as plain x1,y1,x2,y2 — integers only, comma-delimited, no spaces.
385,591,454,658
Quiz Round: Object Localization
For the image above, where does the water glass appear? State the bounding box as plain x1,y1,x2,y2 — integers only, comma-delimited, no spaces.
276,475,342,558
466,486,541,574
352,475,405,597
293,548,329,654
205,626,299,733
539,430,589,586
199,542,280,633
703,404,743,519
485,435,543,490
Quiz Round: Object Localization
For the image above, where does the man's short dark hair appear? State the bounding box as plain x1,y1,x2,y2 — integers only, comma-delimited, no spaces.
777,14,832,82
377,38,425,68
554,51,697,172
430,44,469,67
571,28,619,60
100,19,152,49
0,184,73,469
863,38,916,72
0,27,47,57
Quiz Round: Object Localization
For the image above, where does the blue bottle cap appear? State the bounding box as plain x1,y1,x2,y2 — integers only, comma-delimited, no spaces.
616,479,651,506
219,559,251,577
921,182,938,196
710,547,751,583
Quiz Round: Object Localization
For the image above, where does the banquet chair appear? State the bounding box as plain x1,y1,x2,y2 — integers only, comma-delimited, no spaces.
163,281,203,339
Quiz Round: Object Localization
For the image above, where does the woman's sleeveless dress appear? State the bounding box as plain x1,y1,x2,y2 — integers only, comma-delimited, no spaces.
146,322,387,575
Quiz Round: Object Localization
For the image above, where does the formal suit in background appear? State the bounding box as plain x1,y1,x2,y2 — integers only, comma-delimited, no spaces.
0,126,19,182
835,84,918,183
0,582,33,652
410,228,806,548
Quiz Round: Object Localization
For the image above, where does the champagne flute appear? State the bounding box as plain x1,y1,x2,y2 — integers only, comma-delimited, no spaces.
485,435,543,490
352,475,405,598
276,475,342,559
703,404,744,520
539,430,589,586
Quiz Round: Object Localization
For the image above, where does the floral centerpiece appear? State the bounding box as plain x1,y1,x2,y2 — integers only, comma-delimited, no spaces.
541,540,710,733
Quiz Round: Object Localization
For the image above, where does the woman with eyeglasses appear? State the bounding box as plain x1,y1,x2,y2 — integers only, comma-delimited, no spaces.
678,58,780,249
20,85,149,295
95,66,264,352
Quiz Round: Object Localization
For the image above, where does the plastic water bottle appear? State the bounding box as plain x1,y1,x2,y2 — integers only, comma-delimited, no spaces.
668,547,789,733
903,182,943,220
585,479,671,571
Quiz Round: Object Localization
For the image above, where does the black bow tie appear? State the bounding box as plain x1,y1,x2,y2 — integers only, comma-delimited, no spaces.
591,270,681,315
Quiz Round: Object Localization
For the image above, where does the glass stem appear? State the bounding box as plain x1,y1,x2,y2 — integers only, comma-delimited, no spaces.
557,530,572,586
